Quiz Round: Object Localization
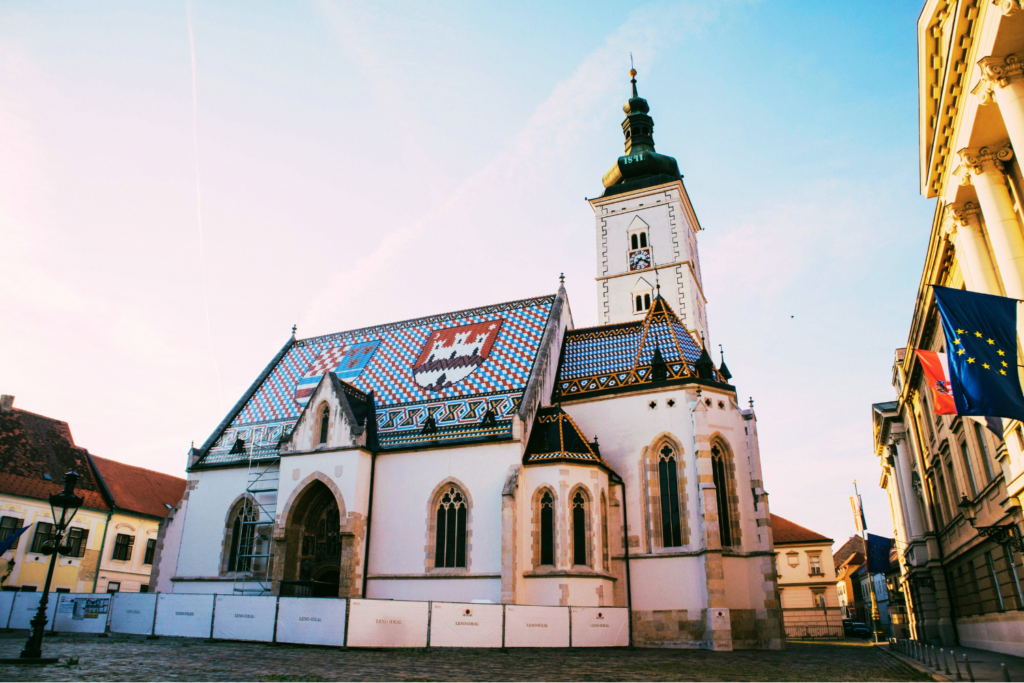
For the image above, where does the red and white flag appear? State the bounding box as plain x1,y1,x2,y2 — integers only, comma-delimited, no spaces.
916,350,957,415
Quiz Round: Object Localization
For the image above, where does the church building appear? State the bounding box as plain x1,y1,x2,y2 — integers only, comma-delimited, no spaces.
160,70,783,650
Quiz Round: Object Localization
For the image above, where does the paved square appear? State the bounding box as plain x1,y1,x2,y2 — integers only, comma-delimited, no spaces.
0,635,929,681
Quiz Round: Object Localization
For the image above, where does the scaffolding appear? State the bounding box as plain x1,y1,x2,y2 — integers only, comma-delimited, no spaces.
232,445,280,596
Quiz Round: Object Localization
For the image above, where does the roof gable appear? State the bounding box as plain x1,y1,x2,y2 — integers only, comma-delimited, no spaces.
523,406,604,466
771,513,833,545
281,372,376,453
90,456,186,518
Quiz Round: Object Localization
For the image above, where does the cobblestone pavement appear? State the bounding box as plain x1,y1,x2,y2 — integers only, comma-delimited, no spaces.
0,635,930,681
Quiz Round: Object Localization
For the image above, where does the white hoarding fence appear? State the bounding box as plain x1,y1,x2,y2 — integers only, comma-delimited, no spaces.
504,605,570,648
0,591,16,628
212,595,277,642
54,593,111,633
276,598,347,647
570,607,629,647
346,599,429,648
428,602,503,648
110,593,158,635
155,593,215,638
8,593,59,630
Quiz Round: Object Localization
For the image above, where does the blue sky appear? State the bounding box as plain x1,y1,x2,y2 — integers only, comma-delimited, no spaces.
0,0,931,548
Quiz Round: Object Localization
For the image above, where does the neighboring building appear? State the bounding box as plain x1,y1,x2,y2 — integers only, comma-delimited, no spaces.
834,536,866,621
160,72,785,650
871,1,1024,655
0,395,184,594
772,514,841,636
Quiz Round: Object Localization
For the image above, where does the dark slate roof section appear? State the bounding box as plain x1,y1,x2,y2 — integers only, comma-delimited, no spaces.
523,405,603,465
193,295,555,468
0,407,110,511
554,295,726,401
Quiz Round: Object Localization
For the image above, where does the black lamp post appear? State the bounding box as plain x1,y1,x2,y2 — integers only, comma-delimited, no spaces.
959,493,1024,553
19,471,83,661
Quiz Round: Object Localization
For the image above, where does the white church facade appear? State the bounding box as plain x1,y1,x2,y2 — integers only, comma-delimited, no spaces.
155,71,784,650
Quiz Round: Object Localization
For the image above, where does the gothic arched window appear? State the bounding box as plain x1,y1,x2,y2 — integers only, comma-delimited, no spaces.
540,490,555,566
600,491,609,570
226,502,258,574
435,486,467,568
318,404,330,445
571,490,590,567
712,442,740,547
659,445,683,547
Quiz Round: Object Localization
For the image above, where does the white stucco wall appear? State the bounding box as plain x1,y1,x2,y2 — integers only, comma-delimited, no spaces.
173,467,253,582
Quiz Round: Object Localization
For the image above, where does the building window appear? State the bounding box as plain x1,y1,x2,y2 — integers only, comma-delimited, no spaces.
55,587,71,593
987,551,1005,612
144,539,156,565
809,553,822,575
571,490,590,567
711,442,740,547
30,522,54,554
812,589,826,608
1005,546,1023,608
106,582,120,594
65,528,88,558
225,500,261,574
434,486,467,569
112,534,135,562
600,492,609,571
540,490,555,566
631,233,639,250
928,476,944,528
640,232,648,248
0,517,23,550
140,585,149,594
975,423,996,482
318,404,330,445
1016,424,1024,452
658,445,683,547
959,439,977,497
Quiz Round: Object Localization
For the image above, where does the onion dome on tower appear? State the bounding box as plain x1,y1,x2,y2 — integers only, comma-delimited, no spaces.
601,68,682,196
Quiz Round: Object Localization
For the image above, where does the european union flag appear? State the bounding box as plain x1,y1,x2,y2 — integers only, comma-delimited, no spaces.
866,534,891,574
933,286,1024,421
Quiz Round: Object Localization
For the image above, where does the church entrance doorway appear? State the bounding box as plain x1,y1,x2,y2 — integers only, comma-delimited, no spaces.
282,480,346,598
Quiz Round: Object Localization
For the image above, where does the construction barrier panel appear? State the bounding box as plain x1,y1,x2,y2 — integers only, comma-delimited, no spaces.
8,593,59,630
155,593,214,638
570,607,629,647
504,605,570,648
53,593,111,633
109,593,158,635
0,591,15,628
212,595,277,642
428,602,503,648
346,599,429,648
276,597,347,647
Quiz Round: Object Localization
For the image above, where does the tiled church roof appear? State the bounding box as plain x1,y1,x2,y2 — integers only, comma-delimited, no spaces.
196,295,556,467
770,514,833,545
554,295,723,401
523,406,603,466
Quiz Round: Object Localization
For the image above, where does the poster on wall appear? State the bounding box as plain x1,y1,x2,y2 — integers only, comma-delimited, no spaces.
8,593,59,630
109,593,158,635
212,595,277,642
154,594,215,638
570,607,629,647
276,598,347,647
346,599,429,648
0,591,16,629
54,593,111,633
504,605,569,648
428,602,503,648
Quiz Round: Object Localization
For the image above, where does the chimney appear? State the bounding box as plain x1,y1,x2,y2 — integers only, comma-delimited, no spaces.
0,395,13,413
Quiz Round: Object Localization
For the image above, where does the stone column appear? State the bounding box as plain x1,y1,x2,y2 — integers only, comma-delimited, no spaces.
945,202,1003,295
976,54,1024,159
955,143,1024,300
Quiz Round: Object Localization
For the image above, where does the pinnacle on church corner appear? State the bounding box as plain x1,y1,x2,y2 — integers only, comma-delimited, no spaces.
695,333,716,381
718,344,733,382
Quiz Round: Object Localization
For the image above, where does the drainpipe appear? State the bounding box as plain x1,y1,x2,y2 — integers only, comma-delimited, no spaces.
612,472,633,648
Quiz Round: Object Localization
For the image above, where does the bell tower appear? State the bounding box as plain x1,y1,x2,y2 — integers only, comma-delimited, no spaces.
589,69,708,342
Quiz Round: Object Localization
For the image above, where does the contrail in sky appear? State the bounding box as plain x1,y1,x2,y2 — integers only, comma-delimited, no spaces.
186,0,224,409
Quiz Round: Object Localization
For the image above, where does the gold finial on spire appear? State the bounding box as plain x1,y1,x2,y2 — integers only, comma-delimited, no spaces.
629,53,638,97
630,68,637,78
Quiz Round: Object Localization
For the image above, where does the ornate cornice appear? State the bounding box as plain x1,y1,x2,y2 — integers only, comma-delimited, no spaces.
954,143,1014,185
974,54,1024,104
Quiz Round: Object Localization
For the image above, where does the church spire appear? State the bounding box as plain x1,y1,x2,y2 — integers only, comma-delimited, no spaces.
622,68,654,155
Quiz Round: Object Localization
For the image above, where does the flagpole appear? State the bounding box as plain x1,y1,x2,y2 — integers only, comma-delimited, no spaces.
854,481,883,643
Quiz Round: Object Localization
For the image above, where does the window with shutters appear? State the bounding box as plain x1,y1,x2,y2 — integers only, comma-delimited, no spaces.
30,522,54,553
144,538,157,565
65,527,88,557
112,534,135,561
0,517,23,550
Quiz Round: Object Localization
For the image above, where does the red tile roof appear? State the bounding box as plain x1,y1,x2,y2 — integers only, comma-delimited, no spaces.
771,513,833,545
91,456,185,519
0,408,110,511
833,535,866,568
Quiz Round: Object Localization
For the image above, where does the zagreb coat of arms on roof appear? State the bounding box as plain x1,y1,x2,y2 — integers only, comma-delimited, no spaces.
413,319,504,392
294,341,380,406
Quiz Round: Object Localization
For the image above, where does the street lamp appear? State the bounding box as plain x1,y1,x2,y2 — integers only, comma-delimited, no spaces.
19,471,83,662
959,493,1024,553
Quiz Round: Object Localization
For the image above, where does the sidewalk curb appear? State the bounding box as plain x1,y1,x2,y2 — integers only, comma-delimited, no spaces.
875,644,949,682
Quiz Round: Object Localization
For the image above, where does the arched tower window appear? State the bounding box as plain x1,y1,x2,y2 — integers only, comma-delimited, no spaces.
540,490,555,566
659,445,683,547
644,293,651,310
631,234,639,250
318,404,330,445
435,486,467,568
711,442,741,547
639,232,648,248
571,490,590,567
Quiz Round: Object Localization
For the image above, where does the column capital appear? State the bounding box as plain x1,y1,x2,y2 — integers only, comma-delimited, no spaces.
954,142,1014,185
994,0,1024,17
974,54,1024,103
943,201,982,235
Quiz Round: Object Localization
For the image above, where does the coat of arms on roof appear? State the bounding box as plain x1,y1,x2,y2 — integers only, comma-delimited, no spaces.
412,319,504,392
294,341,380,406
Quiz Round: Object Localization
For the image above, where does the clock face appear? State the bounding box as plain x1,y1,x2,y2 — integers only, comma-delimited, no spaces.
629,249,651,271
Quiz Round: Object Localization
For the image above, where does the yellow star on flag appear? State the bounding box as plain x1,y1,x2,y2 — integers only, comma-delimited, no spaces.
968,357,976,364
957,328,964,334
1002,369,1008,375
958,349,965,356
954,338,961,345
975,331,983,337
987,338,995,345
999,350,1006,356
984,363,991,369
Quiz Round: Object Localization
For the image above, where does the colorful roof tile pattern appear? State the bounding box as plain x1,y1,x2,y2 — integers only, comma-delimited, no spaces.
554,295,721,400
198,295,555,466
523,406,604,465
